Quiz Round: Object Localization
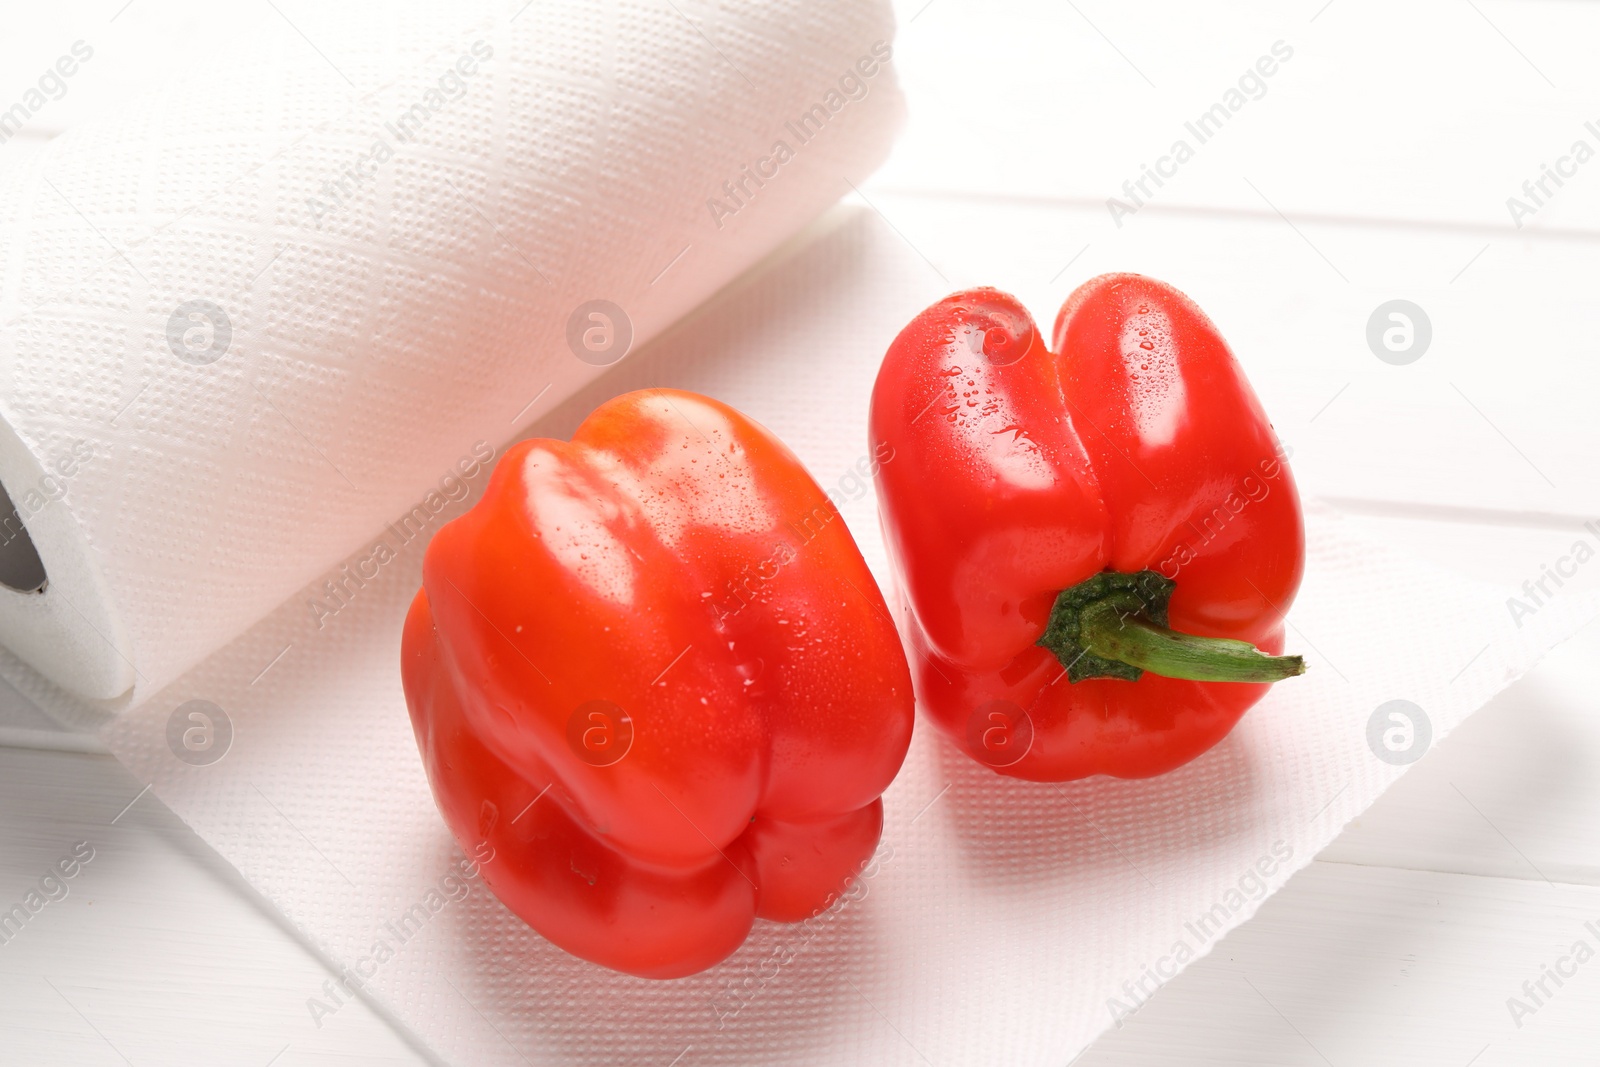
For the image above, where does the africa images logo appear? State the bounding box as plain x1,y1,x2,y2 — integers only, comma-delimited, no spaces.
705,41,894,230
0,41,94,144
1106,841,1293,1027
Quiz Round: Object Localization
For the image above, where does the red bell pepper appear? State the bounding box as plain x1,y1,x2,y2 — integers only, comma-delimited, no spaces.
869,274,1304,781
401,389,913,978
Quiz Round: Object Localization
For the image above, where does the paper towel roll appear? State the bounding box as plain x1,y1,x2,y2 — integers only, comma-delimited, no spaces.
0,0,904,701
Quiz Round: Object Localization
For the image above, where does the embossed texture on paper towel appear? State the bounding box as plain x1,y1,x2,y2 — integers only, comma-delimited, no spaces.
0,0,904,700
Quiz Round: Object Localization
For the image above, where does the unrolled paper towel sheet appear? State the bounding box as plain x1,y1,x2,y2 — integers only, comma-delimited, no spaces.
0,0,904,701
47,211,1596,1065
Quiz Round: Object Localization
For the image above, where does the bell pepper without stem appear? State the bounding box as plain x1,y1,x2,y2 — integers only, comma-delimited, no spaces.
869,274,1304,782
401,389,913,978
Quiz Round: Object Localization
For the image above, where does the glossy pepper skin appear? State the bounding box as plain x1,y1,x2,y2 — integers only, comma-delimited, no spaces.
869,274,1304,782
401,389,913,978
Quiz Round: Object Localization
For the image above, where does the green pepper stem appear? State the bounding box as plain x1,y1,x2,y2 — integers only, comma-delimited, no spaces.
1077,600,1305,684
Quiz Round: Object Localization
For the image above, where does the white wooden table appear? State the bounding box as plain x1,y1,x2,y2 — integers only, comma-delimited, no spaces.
4,1,1599,1063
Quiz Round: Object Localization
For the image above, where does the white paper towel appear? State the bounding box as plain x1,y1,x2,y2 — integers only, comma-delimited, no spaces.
0,0,904,701
45,210,1591,1066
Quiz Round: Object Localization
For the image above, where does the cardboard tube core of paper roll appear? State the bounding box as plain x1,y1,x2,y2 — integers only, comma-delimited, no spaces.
0,422,133,701
0,484,47,594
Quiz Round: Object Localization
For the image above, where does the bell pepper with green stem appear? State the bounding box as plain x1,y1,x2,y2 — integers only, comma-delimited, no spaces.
869,274,1304,781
